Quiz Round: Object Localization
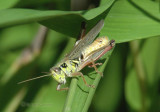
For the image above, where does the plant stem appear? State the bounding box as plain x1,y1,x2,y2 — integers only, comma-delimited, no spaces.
0,25,48,85
130,40,147,112
3,86,27,112
63,78,78,112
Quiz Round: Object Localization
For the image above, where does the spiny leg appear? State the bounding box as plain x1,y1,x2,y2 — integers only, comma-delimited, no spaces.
74,21,86,46
90,59,103,77
88,63,102,68
71,72,95,88
56,83,69,91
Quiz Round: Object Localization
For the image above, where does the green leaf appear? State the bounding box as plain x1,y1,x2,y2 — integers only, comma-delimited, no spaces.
125,37,160,111
0,0,19,10
100,0,160,43
92,44,127,112
0,23,39,112
1,0,159,43
25,82,67,112
0,23,38,77
125,68,142,110
0,24,38,50
0,0,115,38
0,28,68,112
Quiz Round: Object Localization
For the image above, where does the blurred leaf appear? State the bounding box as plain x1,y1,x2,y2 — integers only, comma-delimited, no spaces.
15,0,70,11
0,24,39,76
141,37,160,112
0,0,19,10
24,82,67,112
125,68,142,110
0,24,38,51
125,37,160,111
0,29,68,112
0,23,39,111
15,0,54,7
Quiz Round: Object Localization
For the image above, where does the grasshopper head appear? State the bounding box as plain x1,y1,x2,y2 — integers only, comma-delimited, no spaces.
50,67,66,84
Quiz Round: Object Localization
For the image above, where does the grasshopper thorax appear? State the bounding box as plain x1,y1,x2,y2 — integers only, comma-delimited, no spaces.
50,67,66,84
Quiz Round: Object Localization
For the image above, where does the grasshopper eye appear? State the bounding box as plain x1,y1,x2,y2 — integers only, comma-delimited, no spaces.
54,68,58,72
99,40,102,43
50,67,61,74
53,67,62,74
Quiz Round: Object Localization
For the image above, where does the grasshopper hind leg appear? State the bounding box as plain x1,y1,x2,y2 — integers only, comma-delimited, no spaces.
56,84,69,91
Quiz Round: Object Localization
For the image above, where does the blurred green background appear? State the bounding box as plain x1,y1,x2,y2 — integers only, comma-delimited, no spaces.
0,0,160,112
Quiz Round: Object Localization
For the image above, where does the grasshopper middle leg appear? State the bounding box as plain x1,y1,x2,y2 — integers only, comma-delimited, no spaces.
89,59,103,77
71,72,95,88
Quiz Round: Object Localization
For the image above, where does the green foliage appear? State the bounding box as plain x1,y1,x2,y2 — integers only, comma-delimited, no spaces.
0,0,19,10
0,0,159,112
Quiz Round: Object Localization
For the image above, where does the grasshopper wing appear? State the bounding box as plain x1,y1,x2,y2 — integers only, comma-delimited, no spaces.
78,40,115,70
66,19,104,59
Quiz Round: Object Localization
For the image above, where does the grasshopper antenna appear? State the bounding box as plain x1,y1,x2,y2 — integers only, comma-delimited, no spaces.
17,74,52,84
41,72,50,74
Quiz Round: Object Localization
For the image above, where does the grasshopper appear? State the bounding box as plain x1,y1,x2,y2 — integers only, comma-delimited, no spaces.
18,20,115,91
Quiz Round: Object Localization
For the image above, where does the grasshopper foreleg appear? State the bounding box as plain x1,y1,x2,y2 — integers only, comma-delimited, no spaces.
56,83,69,91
